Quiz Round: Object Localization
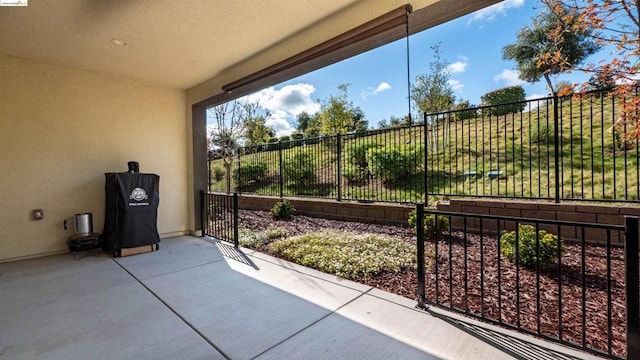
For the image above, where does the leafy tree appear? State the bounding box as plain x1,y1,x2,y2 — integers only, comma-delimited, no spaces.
377,115,411,129
587,72,616,93
295,112,313,134
502,8,599,95
542,1,639,138
411,42,456,150
481,86,527,115
316,84,367,135
452,100,477,121
207,99,257,192
411,42,456,115
244,114,274,146
303,114,322,138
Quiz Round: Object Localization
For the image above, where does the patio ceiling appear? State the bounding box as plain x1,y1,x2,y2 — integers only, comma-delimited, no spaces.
0,0,370,89
0,1,497,91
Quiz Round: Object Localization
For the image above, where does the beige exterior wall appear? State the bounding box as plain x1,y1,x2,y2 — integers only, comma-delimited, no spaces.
0,54,189,262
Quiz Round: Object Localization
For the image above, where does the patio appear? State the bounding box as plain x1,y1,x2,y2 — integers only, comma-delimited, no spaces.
0,236,603,359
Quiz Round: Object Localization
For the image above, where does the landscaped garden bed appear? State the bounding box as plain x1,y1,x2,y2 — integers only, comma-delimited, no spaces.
238,209,627,357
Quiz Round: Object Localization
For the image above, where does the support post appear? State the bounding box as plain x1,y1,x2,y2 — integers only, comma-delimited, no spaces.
416,202,426,309
626,216,640,359
553,95,560,203
233,192,239,248
337,133,342,201
278,141,284,198
423,112,429,206
200,190,206,237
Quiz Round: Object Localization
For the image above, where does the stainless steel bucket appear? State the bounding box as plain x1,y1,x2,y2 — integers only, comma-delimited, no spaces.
74,213,93,236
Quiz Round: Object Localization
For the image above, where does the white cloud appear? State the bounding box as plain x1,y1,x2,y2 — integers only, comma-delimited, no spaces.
493,69,525,86
448,79,464,93
243,83,320,136
468,0,525,24
361,81,392,99
374,82,391,94
265,110,295,137
526,93,548,100
247,83,320,117
447,61,468,74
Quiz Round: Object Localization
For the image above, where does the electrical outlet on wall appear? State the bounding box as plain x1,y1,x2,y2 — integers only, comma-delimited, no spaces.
32,209,43,220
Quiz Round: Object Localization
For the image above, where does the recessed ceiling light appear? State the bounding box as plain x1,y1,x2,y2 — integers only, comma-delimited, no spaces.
111,39,128,46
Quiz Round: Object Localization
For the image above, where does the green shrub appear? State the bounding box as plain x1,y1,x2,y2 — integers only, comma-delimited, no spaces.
343,164,370,185
453,100,477,121
212,166,225,182
265,225,290,240
481,86,526,116
283,151,317,186
291,132,305,140
346,142,380,169
270,199,296,220
407,210,449,238
612,126,635,151
267,230,419,279
266,137,280,151
238,228,268,248
366,144,423,183
499,224,563,269
233,162,267,184
529,121,554,145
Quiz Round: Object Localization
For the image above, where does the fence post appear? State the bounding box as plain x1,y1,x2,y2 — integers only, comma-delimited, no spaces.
626,216,640,359
416,202,426,309
553,95,560,203
200,190,206,237
278,140,284,198
233,192,239,248
337,133,342,201
236,150,242,195
423,112,429,207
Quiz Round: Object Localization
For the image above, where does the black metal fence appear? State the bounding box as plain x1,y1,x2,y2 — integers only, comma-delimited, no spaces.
201,191,239,247
225,87,639,204
414,203,639,359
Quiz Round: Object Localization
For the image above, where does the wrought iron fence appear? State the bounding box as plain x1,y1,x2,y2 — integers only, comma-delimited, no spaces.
224,87,640,204
426,87,640,203
414,203,639,359
201,191,238,247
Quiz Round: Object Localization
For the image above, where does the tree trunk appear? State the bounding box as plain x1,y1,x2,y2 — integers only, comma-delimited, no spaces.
224,161,231,194
544,73,556,96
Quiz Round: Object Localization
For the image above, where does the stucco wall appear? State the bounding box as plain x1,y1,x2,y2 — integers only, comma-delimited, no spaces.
0,54,189,262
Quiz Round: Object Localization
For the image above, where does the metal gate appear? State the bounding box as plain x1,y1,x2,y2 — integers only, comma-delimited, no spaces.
414,203,639,359
201,191,238,247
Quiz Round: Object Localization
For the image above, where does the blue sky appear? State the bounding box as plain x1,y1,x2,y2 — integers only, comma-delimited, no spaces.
224,0,606,136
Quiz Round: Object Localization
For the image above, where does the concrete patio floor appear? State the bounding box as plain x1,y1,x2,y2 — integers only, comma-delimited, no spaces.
0,236,604,360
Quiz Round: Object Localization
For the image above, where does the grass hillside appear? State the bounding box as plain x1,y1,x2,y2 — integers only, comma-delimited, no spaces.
211,92,640,203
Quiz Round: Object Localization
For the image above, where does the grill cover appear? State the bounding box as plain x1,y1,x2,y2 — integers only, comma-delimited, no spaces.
102,172,160,251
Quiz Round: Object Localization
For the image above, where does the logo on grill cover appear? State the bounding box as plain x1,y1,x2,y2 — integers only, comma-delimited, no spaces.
130,187,148,201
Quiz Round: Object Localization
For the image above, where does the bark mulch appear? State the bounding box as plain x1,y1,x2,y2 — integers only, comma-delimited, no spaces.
239,210,627,358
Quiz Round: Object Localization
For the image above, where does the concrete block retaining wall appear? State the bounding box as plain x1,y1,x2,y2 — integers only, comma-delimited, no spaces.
237,195,413,226
237,195,639,246
436,199,640,246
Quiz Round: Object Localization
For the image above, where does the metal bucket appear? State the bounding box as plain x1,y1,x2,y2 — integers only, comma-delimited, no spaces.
74,213,93,236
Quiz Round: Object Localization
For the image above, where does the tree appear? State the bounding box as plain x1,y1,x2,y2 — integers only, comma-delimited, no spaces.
411,42,456,150
502,8,599,95
411,42,456,115
377,115,407,129
207,99,256,192
481,86,527,115
541,0,639,137
316,83,367,135
453,100,477,121
244,113,274,146
295,112,313,134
